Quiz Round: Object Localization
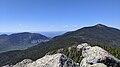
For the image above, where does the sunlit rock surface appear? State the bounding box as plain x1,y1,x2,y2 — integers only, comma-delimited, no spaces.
78,43,120,67
13,59,33,67
3,59,33,67
27,53,79,67
4,53,78,67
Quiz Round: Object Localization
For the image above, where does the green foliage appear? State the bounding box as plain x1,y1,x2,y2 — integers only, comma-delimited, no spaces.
62,47,83,64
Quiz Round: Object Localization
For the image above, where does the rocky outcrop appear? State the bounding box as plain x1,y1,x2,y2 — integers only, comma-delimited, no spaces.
13,59,33,67
77,43,120,67
4,53,79,67
3,59,33,67
27,53,79,67
3,43,120,67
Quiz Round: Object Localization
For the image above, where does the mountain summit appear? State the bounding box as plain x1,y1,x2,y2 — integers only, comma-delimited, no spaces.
94,24,108,28
61,24,120,47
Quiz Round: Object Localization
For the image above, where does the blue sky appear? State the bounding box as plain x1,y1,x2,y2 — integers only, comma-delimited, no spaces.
0,0,120,32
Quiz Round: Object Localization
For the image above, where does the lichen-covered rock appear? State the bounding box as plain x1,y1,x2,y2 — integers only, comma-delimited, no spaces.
80,58,107,67
82,46,108,63
3,65,12,67
6,53,79,67
90,63,107,67
13,59,33,67
3,59,33,67
77,43,89,49
80,44,120,67
26,53,79,67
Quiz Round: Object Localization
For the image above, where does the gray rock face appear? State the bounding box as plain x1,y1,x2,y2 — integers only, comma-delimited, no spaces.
26,53,79,67
89,63,107,67
3,59,33,67
4,53,79,67
13,59,33,67
78,43,120,67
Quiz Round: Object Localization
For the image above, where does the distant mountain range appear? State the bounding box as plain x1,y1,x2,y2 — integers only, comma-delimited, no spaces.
40,31,66,38
0,31,66,38
0,32,49,53
0,24,120,66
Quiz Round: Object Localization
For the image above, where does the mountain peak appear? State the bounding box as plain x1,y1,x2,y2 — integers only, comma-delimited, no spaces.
94,24,107,28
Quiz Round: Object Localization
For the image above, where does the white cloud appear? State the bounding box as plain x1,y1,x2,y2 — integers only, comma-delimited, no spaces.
18,24,22,26
64,25,69,28
73,25,77,27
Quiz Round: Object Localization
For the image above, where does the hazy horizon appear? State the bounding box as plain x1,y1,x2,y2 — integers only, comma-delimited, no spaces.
0,23,120,33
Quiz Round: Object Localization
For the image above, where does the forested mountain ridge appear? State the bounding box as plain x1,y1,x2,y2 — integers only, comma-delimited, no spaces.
0,32,49,53
52,24,120,47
